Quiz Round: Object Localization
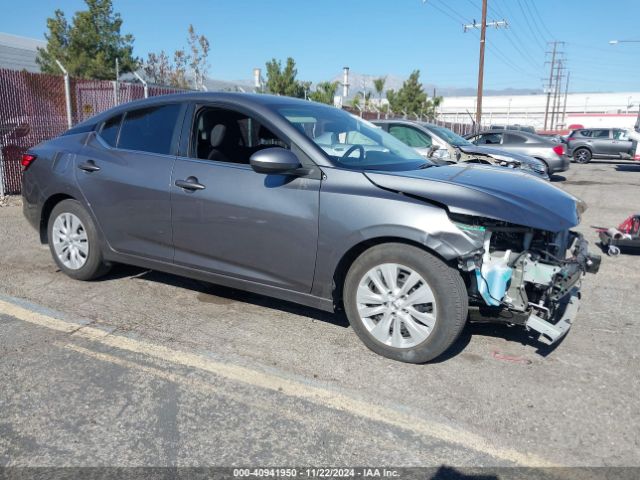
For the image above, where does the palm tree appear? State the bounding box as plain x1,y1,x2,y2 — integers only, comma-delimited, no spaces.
373,77,386,118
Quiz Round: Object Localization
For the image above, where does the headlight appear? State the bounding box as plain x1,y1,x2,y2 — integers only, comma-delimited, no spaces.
431,148,451,160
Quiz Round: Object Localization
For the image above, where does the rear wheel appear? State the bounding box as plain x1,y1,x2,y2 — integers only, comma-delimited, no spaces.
343,243,468,363
47,199,111,280
573,148,592,164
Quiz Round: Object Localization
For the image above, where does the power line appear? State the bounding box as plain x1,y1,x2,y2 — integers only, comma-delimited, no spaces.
527,0,555,40
515,0,545,49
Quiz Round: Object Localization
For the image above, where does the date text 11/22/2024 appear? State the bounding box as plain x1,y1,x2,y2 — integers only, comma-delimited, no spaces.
233,468,400,478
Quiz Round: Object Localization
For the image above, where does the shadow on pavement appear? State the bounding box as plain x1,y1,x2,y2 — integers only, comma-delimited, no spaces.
615,164,640,172
99,264,349,327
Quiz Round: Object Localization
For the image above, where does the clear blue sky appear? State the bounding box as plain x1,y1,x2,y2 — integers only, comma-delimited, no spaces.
2,0,640,92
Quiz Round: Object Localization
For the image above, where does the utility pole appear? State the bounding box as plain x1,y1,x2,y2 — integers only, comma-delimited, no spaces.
549,60,562,130
463,0,508,129
550,59,565,130
543,42,558,130
561,71,570,127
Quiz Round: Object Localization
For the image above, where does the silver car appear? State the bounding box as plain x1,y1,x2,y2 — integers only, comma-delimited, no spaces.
374,120,549,179
465,130,570,174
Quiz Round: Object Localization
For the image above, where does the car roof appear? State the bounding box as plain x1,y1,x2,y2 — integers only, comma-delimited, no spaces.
72,92,324,128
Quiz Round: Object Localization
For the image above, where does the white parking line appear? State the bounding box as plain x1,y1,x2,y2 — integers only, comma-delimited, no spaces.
0,297,558,467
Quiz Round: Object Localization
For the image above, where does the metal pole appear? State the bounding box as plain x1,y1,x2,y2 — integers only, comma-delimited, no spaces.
55,59,73,129
562,72,570,127
113,58,120,105
475,0,488,126
543,42,557,130
133,71,148,98
0,148,6,197
506,98,512,125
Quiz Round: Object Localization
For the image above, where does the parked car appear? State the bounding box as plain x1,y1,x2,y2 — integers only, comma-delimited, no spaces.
490,124,536,134
373,120,549,179
22,93,599,363
465,130,570,174
566,128,636,163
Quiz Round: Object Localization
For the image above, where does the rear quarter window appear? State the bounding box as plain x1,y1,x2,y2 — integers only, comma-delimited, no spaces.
118,104,181,155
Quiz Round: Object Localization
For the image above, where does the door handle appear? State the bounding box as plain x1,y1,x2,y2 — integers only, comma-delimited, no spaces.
175,176,206,191
78,160,100,172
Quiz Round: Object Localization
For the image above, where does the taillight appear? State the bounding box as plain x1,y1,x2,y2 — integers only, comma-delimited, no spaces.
21,153,37,170
552,145,564,156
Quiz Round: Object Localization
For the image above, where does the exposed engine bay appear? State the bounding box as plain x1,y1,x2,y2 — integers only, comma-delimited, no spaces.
453,215,601,344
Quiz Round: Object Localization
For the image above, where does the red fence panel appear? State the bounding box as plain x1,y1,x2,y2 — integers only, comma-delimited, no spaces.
0,67,193,194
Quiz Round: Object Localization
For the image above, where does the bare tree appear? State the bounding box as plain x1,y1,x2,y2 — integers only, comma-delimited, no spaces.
188,24,210,90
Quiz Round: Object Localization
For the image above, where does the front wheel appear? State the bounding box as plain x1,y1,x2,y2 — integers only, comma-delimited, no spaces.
343,244,468,363
47,199,111,280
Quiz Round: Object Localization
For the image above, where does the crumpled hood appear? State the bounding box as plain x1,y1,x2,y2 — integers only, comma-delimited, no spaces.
458,144,539,167
364,164,583,232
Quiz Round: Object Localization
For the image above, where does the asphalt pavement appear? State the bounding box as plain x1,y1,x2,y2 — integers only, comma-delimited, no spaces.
0,161,639,469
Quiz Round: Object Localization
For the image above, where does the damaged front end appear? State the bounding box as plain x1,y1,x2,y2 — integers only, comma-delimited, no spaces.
453,215,601,344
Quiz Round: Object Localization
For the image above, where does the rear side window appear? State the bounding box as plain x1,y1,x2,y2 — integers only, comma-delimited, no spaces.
592,129,610,138
118,104,181,155
98,115,122,146
503,133,527,144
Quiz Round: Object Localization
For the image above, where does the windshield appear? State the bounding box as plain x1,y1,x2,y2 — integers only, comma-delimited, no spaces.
425,125,473,147
274,103,428,171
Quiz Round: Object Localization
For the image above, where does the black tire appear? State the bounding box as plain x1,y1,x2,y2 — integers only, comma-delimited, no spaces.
573,148,592,164
343,243,468,363
47,199,111,280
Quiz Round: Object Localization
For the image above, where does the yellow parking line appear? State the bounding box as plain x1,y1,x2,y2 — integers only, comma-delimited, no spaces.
1,298,559,467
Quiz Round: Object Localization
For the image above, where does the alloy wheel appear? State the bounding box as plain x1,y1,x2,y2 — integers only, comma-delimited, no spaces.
52,212,89,270
575,150,590,163
356,263,437,348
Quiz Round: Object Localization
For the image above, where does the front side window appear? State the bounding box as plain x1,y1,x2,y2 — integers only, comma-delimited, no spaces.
388,125,432,148
273,103,425,171
613,129,628,140
98,114,122,147
191,107,288,164
477,133,503,145
118,104,181,155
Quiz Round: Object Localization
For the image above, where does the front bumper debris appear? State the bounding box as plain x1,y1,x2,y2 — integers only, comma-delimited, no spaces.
466,229,599,345
525,286,580,345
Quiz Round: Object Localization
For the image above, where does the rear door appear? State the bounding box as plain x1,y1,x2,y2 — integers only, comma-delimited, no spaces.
75,103,184,261
170,103,321,292
589,129,613,156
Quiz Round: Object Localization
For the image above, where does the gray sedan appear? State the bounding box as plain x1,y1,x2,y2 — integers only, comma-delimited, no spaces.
465,130,571,174
22,93,598,363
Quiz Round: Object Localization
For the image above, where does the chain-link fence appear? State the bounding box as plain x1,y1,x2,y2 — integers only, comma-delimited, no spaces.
0,68,189,195
342,107,483,136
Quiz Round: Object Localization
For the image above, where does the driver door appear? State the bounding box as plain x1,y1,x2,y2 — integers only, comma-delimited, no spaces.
170,104,321,292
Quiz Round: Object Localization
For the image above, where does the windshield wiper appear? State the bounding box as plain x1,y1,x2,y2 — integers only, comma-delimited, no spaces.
419,163,436,169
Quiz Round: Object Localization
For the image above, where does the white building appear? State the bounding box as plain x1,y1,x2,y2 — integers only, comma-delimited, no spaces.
439,91,640,131
0,32,46,72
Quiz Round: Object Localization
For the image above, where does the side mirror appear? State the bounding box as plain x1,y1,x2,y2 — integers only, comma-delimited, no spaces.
427,144,440,157
250,147,302,174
